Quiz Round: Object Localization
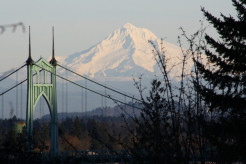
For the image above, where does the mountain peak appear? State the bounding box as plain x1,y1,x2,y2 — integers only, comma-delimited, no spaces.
58,23,189,81
110,23,158,45
122,22,137,29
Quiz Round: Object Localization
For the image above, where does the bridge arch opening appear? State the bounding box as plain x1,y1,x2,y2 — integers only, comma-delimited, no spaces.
33,95,51,152
34,94,51,120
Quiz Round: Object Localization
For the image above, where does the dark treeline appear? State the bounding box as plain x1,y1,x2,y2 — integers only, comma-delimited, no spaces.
0,115,130,153
0,0,245,163
0,115,133,163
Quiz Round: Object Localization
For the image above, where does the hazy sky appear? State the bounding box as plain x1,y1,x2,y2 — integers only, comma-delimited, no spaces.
0,0,235,72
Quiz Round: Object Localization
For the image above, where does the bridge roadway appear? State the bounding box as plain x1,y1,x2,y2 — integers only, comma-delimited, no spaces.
41,150,132,163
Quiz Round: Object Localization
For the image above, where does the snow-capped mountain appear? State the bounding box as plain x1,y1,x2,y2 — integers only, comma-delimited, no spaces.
57,23,193,81
0,23,198,118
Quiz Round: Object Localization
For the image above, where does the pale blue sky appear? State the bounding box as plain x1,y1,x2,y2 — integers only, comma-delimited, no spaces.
0,0,235,72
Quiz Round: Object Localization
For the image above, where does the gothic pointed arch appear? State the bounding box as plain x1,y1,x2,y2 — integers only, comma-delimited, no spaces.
26,27,58,157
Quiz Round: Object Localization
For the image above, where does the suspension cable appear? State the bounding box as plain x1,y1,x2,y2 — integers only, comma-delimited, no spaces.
0,64,26,82
57,64,142,103
0,71,39,96
0,78,27,96
35,64,142,110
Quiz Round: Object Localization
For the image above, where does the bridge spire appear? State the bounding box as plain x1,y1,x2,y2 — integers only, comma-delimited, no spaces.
26,26,33,65
50,26,57,66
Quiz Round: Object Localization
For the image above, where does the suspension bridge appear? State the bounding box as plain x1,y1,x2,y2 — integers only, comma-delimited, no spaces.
0,27,142,162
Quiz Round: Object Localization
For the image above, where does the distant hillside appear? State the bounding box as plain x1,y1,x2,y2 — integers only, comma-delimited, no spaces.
41,102,142,121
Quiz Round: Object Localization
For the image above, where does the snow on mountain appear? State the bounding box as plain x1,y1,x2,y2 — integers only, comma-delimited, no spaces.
57,23,193,81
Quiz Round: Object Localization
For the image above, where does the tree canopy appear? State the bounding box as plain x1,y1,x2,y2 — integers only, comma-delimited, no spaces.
196,0,246,162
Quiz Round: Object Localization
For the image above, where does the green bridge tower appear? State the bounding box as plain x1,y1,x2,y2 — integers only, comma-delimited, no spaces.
26,27,58,157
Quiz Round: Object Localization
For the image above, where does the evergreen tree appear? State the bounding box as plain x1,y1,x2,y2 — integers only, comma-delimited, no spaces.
71,116,82,138
196,0,246,162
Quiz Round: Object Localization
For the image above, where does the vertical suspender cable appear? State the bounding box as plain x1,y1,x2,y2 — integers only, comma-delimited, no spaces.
1,96,3,119
81,88,83,115
62,79,64,115
132,97,135,112
39,70,42,118
39,97,41,118
104,87,107,109
21,83,23,120
103,87,107,117
85,79,87,114
66,71,68,117
42,98,44,118
40,98,44,118
124,96,126,110
101,95,103,116
16,71,18,118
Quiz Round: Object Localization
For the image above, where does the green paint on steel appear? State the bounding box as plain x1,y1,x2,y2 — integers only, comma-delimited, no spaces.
26,27,58,157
